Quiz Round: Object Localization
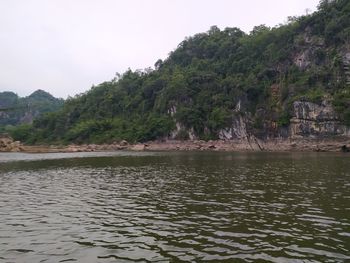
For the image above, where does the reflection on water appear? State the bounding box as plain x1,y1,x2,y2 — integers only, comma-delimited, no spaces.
0,152,349,262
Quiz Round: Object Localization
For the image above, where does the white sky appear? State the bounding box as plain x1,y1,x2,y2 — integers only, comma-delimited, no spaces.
0,0,320,98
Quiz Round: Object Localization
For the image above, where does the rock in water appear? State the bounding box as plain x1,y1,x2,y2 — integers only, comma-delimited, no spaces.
341,145,349,152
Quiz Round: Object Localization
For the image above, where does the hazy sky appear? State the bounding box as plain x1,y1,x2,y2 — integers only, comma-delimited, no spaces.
0,0,320,98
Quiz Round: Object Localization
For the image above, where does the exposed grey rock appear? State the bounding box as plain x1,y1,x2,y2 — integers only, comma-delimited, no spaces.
292,100,338,121
219,114,249,140
294,50,311,69
290,100,349,138
169,97,349,145
343,51,350,86
170,122,197,140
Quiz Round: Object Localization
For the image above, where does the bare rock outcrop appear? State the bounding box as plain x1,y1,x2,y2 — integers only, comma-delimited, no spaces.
219,114,249,140
343,51,350,86
0,135,22,152
290,100,349,138
130,144,146,151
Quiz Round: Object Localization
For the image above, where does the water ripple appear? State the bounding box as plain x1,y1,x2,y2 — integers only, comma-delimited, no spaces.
0,152,349,262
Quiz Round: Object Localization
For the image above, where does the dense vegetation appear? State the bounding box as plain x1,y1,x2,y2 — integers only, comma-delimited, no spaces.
0,90,64,135
7,0,350,144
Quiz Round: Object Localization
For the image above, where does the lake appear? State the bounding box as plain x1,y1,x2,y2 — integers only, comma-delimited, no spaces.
0,151,349,262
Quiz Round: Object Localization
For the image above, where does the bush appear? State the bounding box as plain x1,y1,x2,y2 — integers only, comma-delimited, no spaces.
6,124,33,143
293,88,326,105
344,109,350,126
277,112,291,127
175,129,189,140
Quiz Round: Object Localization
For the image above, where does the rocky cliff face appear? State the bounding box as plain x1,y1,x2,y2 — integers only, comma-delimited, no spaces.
290,100,349,138
171,99,349,142
343,51,350,86
218,114,250,140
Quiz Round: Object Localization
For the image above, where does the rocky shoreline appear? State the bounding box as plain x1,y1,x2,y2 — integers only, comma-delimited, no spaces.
143,138,350,152
1,135,349,153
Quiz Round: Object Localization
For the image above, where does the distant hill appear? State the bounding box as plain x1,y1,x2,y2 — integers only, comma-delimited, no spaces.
8,0,350,144
0,90,64,128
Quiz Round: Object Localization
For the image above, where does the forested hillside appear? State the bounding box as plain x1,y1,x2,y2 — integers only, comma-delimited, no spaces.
0,90,64,133
10,0,350,144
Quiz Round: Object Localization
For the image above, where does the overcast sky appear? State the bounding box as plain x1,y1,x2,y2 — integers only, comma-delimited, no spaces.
0,0,320,98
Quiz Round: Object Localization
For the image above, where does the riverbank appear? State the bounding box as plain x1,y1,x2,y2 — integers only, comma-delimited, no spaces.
4,137,349,153
144,138,350,152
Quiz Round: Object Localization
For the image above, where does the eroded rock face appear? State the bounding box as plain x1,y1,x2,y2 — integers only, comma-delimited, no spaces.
219,114,249,140
220,100,349,140
294,50,311,69
170,122,197,140
168,98,349,143
292,100,338,121
343,51,350,86
218,99,250,140
290,100,349,138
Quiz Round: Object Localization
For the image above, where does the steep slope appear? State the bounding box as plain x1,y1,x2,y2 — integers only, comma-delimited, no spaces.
11,0,350,144
0,90,64,128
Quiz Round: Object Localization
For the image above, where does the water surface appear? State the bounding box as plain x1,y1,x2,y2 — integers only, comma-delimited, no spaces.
0,151,349,262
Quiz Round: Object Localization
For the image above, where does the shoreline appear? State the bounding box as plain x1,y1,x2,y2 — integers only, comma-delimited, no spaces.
10,137,350,153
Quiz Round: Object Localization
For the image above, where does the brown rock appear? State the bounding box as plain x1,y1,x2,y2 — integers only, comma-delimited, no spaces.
131,144,146,151
0,135,22,152
120,140,128,146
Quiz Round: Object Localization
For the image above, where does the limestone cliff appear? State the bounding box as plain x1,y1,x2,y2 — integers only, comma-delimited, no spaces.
290,100,349,138
168,98,349,149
